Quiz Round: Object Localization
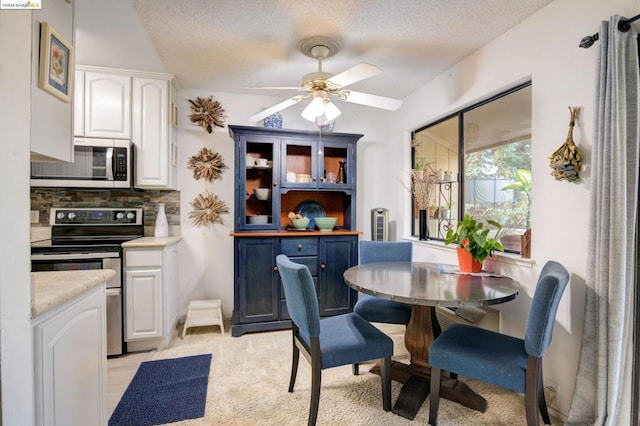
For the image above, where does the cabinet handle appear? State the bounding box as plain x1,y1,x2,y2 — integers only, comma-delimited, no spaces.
297,244,303,250
273,266,278,271
321,264,326,270
312,176,317,181
273,181,278,187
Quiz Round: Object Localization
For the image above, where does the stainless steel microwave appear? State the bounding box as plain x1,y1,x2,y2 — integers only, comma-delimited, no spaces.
31,138,131,188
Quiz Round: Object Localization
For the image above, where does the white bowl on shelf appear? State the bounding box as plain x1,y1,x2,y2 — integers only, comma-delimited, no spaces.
247,215,269,224
254,188,271,200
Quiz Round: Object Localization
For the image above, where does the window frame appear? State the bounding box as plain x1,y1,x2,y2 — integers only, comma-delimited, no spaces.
411,81,532,253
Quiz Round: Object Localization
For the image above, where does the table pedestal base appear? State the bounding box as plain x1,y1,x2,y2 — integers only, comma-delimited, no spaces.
371,361,487,420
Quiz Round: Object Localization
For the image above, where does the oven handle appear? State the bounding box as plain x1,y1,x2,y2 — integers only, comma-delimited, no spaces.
106,288,120,296
31,252,120,261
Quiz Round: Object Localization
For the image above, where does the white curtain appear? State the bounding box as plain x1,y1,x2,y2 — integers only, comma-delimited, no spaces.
567,16,640,425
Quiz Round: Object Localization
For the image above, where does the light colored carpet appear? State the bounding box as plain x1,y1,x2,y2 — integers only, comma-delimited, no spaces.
151,323,557,426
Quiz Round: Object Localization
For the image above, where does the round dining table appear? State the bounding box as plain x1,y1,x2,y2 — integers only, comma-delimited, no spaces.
343,261,519,420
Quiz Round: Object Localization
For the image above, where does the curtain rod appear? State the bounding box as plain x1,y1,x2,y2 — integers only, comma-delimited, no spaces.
579,13,640,48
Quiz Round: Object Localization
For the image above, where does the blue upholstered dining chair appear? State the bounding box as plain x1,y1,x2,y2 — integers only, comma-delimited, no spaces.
353,241,413,324
428,260,570,426
275,254,393,426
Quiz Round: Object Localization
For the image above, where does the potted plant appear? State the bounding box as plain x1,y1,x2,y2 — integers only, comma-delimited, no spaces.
444,214,504,272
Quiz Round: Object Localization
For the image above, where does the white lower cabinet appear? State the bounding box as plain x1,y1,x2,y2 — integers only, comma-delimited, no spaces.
33,285,106,426
124,242,179,350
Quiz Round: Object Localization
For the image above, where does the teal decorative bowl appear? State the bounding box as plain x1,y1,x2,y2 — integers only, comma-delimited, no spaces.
314,217,337,232
290,217,310,230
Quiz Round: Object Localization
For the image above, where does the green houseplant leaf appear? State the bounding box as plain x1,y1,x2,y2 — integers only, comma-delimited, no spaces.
444,214,504,263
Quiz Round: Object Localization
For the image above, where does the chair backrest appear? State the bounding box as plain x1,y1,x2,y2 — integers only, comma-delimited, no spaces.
276,254,321,338
524,260,570,357
360,241,412,264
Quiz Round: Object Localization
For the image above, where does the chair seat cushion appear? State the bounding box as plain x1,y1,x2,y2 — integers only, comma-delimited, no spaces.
429,323,528,392
353,294,412,325
300,313,394,369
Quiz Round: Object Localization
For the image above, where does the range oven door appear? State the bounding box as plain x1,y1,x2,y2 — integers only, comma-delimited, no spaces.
31,252,124,357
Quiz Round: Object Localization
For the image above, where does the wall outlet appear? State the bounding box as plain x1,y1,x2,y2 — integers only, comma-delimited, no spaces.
30,210,39,224
544,377,560,409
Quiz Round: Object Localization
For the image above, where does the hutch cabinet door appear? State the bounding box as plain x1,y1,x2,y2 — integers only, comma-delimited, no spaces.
235,238,280,324
317,235,358,316
280,137,320,189
317,138,355,190
239,135,280,230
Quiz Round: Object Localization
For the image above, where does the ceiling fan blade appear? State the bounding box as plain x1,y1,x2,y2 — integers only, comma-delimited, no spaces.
246,86,305,91
248,96,306,122
338,90,402,111
326,63,381,89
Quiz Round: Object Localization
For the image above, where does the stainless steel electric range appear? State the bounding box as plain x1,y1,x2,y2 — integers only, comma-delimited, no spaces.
31,207,144,357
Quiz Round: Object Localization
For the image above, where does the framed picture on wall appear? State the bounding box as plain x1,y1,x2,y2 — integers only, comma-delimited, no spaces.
38,22,74,103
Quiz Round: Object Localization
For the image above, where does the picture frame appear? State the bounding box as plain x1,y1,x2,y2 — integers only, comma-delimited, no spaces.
171,103,178,128
38,22,74,103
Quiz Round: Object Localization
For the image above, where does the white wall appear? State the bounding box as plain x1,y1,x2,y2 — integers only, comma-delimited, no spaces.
388,0,638,418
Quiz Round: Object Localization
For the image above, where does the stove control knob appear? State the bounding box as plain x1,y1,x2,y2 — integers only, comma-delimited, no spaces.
116,212,125,220
67,213,76,220
56,212,65,220
126,211,135,220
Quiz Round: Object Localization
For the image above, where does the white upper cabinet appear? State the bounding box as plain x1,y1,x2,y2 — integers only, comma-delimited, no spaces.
74,65,178,190
132,77,176,189
81,71,132,139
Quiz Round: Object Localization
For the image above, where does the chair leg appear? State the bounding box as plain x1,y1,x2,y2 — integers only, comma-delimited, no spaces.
309,359,321,426
380,357,392,412
352,363,359,375
536,359,551,424
289,335,299,393
429,366,442,425
525,356,541,426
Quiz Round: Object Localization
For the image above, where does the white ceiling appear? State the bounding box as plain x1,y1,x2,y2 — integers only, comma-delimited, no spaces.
131,0,554,101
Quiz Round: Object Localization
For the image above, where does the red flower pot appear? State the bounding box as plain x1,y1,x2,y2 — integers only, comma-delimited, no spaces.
456,247,483,273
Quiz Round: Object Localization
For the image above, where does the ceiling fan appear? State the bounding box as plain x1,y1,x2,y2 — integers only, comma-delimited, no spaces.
248,36,403,125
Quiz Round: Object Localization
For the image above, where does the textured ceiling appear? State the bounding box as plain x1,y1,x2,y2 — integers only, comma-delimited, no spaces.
131,0,553,99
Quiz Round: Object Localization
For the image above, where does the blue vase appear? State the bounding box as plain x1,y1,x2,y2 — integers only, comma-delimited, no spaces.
263,112,283,128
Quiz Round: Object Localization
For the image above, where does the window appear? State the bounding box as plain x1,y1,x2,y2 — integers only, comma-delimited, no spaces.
411,83,532,254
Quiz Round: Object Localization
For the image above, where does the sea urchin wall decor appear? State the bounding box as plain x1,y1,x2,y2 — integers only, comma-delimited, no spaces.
549,106,583,182
188,96,227,134
187,147,226,182
189,191,229,227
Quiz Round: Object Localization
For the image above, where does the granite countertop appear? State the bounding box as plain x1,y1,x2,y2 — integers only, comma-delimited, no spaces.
121,236,183,248
31,270,116,319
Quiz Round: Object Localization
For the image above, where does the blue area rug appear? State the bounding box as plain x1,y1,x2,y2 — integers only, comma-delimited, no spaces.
109,353,212,426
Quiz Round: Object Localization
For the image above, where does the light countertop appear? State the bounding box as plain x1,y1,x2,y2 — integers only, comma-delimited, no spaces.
31,269,116,319
121,236,183,248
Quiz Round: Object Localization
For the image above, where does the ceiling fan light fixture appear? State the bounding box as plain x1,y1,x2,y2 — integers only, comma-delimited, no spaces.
301,96,326,122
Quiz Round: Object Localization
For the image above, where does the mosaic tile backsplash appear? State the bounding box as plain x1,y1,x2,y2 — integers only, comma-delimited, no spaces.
30,188,181,236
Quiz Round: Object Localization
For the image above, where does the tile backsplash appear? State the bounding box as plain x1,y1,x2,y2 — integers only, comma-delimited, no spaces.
30,188,181,237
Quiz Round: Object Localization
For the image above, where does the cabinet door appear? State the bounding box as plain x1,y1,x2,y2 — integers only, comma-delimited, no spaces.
125,268,163,340
33,286,106,426
318,236,357,316
132,77,173,189
318,139,354,190
240,136,280,230
74,71,85,136
84,72,131,139
280,138,319,188
235,238,279,323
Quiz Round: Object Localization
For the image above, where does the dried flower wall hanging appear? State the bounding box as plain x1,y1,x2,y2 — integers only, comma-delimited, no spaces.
188,96,227,133
549,106,583,182
187,147,226,182
189,191,229,227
